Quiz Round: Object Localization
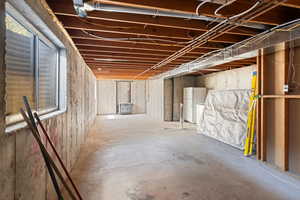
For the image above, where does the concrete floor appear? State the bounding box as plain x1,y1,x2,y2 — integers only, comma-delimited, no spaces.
69,115,300,200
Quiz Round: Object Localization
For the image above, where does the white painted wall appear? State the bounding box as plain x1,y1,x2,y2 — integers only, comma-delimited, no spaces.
196,65,257,90
146,79,164,121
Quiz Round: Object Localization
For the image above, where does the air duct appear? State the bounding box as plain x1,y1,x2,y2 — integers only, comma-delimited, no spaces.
73,0,87,18
79,1,267,30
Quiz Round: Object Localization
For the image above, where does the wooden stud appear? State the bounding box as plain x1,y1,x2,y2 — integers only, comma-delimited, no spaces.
256,49,262,160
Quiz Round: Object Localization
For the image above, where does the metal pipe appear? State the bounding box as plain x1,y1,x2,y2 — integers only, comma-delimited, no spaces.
134,0,287,79
73,0,87,17
82,1,267,30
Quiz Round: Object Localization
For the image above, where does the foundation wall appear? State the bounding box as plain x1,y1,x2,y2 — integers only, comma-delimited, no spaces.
0,1,97,199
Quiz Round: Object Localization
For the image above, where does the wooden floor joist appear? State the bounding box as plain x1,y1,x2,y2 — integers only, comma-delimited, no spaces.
46,0,300,78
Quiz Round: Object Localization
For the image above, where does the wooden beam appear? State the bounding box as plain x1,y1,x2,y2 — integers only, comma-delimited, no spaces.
82,54,193,63
95,0,300,25
48,1,260,36
261,48,267,162
78,49,201,59
96,75,149,80
71,34,229,50
281,0,300,9
89,64,174,70
85,60,178,67
94,68,167,73
283,42,289,171
80,50,199,60
257,49,262,161
84,58,183,65
77,45,211,56
58,15,248,43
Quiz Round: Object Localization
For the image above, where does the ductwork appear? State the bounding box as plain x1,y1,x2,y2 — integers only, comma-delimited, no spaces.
78,1,267,30
73,0,87,18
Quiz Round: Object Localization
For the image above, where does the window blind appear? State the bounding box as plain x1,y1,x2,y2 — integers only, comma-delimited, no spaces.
5,28,35,116
38,40,58,111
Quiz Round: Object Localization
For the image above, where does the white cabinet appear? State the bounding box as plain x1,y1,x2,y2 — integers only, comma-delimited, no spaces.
183,87,207,123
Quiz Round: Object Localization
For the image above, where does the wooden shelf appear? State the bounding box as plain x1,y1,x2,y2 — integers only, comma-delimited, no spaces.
262,95,300,99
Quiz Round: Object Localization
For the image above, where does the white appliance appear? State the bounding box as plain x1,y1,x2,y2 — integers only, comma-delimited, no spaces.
183,87,207,123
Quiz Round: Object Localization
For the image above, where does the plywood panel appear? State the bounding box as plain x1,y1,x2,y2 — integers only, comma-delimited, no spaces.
97,80,117,115
263,44,286,95
265,99,287,170
288,99,300,174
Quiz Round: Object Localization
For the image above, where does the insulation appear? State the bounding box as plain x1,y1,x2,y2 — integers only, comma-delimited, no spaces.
198,89,251,150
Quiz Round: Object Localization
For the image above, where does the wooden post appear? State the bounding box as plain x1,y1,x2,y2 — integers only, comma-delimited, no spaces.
256,49,262,160
261,49,267,161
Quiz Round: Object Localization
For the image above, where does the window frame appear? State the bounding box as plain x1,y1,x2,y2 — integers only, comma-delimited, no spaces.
5,2,67,132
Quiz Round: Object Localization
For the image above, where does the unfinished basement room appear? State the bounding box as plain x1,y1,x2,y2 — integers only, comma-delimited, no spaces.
2,0,300,199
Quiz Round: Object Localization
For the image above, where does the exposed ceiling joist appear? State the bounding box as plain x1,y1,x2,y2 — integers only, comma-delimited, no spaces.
77,46,210,56
59,16,248,43
90,0,300,25
71,37,228,50
49,2,261,36
46,0,300,79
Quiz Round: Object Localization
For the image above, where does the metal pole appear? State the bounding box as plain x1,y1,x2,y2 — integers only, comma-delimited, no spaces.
180,103,184,129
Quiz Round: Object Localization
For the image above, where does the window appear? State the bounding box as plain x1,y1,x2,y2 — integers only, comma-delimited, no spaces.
5,4,64,126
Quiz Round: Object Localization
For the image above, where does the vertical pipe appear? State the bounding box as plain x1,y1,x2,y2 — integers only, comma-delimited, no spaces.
180,103,184,129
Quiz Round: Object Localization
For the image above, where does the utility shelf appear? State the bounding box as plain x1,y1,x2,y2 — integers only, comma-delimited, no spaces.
262,95,300,99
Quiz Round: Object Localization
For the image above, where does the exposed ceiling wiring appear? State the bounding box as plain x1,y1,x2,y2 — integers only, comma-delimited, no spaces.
205,1,261,29
214,0,238,17
81,29,194,44
133,0,290,79
196,0,212,16
227,1,261,20
77,17,140,30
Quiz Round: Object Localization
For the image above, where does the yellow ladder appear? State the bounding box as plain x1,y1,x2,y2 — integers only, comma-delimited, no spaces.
244,71,258,156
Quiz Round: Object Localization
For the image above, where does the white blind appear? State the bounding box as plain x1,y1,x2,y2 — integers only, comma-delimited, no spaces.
5,29,35,116
38,40,58,111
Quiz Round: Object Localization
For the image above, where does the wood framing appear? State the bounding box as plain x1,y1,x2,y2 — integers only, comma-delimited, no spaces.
45,0,300,79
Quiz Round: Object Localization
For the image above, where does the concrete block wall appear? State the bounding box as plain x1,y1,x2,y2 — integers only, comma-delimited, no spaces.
0,1,97,199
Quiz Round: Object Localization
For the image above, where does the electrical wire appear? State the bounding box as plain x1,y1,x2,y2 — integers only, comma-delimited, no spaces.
214,0,238,16
196,0,212,16
81,30,194,44
228,1,261,20
134,0,288,79
77,17,138,30
193,18,300,66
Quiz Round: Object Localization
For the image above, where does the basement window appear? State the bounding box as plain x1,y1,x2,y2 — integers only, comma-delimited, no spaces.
4,3,67,129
